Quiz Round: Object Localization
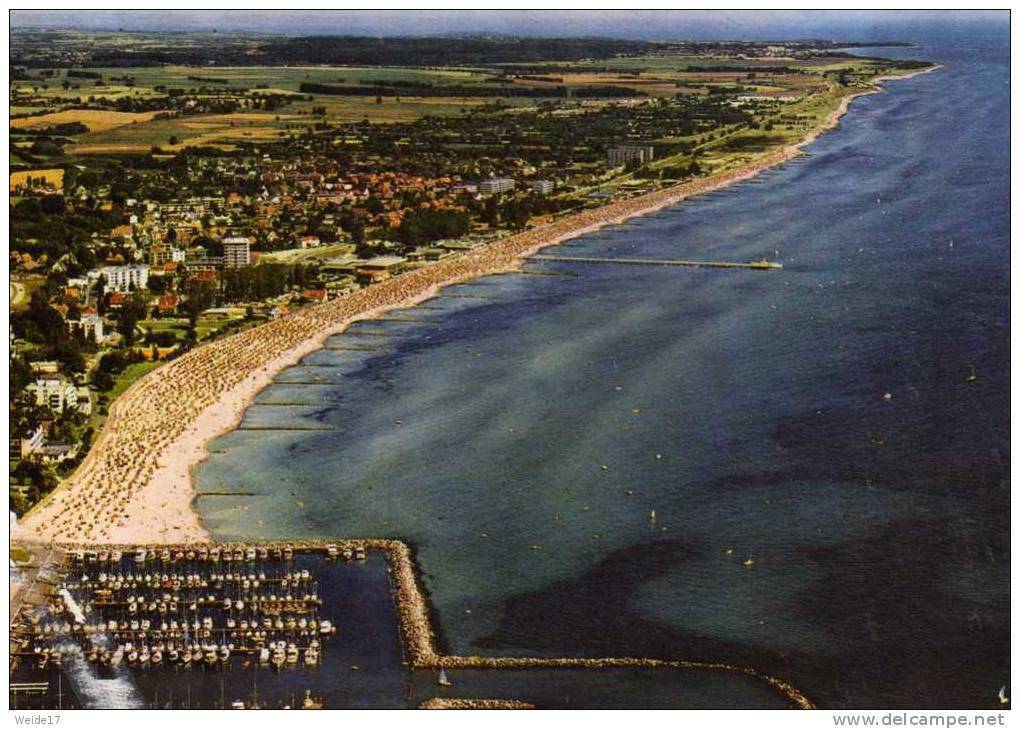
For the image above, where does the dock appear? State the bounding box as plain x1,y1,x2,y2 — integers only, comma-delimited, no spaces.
529,255,783,270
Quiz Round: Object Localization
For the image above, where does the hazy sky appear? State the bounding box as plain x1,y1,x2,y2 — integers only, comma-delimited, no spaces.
8,10,1007,41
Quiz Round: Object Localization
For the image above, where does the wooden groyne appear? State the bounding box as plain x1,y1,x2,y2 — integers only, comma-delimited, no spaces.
530,255,783,270
324,344,384,352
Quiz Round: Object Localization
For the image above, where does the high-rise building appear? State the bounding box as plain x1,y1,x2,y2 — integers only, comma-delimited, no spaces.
478,178,516,195
607,145,655,167
222,237,252,268
99,265,149,292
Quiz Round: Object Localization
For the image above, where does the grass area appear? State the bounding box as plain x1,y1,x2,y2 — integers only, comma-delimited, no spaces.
258,242,356,264
9,275,46,311
11,105,49,116
140,313,260,341
75,64,498,92
68,97,545,153
287,95,537,122
107,360,162,399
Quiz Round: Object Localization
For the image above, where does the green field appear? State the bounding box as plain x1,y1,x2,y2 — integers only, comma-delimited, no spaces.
10,55,923,157
75,64,497,91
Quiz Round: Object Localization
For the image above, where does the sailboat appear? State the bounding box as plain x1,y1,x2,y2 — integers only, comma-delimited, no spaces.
742,551,755,567
437,668,452,687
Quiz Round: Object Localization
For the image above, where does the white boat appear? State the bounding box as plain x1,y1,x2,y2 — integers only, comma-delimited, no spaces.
437,668,452,687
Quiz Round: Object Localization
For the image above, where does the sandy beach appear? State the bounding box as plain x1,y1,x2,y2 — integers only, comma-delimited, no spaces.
16,69,936,546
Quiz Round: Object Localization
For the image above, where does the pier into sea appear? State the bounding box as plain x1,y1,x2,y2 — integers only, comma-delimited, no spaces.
9,541,812,710
528,255,783,270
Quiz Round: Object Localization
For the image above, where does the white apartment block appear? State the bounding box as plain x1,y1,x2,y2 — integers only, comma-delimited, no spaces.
223,237,252,268
27,375,79,414
66,313,104,344
100,265,150,292
478,178,516,195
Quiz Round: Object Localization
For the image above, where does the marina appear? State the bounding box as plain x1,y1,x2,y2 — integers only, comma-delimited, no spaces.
10,540,814,709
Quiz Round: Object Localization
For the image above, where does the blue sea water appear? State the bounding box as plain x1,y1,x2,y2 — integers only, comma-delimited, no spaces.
196,22,1009,708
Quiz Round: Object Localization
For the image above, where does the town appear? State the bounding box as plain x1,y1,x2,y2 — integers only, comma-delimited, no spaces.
9,31,929,514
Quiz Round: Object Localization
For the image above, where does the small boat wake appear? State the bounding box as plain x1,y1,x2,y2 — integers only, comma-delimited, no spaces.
61,642,145,709
58,589,86,624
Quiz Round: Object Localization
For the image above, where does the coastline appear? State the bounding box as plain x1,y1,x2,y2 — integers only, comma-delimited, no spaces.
16,66,937,546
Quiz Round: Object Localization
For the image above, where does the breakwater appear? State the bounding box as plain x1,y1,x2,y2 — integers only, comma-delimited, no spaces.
19,540,815,709
420,698,535,709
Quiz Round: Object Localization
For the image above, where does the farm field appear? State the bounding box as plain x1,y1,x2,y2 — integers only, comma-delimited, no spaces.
78,64,497,91
69,111,304,154
9,168,64,191
10,55,900,157
11,108,164,132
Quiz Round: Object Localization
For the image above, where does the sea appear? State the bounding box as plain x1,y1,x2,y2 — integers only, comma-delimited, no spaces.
187,20,1008,709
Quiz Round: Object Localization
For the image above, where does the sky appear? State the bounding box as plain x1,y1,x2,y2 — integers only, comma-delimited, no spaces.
8,10,1007,41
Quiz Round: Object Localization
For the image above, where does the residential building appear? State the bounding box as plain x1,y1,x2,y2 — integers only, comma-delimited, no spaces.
39,442,78,464
157,294,179,315
607,145,655,167
148,241,186,267
450,183,478,195
9,424,44,460
222,237,252,268
66,310,104,344
26,375,79,414
478,177,516,195
529,179,556,195
100,264,149,293
75,388,92,416
28,361,60,375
